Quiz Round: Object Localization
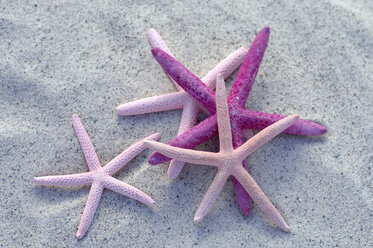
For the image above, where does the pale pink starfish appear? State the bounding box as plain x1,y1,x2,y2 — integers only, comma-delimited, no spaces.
145,74,299,231
149,26,327,216
33,114,160,239
116,29,250,180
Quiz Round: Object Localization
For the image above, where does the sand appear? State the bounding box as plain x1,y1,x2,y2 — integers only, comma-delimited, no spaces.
0,0,372,247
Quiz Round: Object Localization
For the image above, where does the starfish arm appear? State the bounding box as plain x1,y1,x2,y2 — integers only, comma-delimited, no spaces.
33,172,92,187
232,160,253,216
76,181,104,239
148,115,218,165
168,160,185,180
202,46,249,89
232,166,290,232
72,114,101,171
215,74,233,152
227,27,270,108
116,92,187,116
240,109,327,136
147,28,184,91
177,101,200,134
104,176,155,206
103,133,161,176
194,170,230,221
236,115,300,161
230,124,253,216
151,47,217,114
168,101,199,179
145,140,220,166
147,29,174,55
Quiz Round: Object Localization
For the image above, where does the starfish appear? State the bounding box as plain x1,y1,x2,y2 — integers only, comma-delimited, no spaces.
148,26,327,216
33,114,160,239
116,29,250,181
145,73,299,231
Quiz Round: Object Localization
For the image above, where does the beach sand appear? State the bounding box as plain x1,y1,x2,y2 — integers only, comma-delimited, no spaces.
0,0,372,246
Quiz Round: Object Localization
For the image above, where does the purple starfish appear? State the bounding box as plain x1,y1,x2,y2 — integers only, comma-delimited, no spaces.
148,26,327,216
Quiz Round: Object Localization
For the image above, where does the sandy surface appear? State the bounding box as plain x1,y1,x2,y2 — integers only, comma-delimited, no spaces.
1,0,372,247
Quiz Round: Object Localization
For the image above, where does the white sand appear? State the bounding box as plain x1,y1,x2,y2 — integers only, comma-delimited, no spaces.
0,0,372,246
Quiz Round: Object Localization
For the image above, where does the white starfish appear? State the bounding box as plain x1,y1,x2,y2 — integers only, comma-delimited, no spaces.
33,114,160,239
117,29,251,179
145,74,299,231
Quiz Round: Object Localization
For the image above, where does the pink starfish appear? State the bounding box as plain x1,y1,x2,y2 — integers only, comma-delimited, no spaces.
145,73,299,231
33,114,160,239
148,26,327,216
117,29,250,180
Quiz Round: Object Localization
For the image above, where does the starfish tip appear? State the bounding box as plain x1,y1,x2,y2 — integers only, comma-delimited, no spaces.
167,170,178,180
282,224,290,232
152,133,161,141
115,105,124,115
319,125,328,135
148,199,156,206
292,114,300,120
240,208,251,217
76,230,84,240
307,122,328,136
147,28,156,35
277,218,290,232
151,47,160,56
72,114,80,122
147,155,158,166
193,213,204,222
263,26,270,32
258,26,270,40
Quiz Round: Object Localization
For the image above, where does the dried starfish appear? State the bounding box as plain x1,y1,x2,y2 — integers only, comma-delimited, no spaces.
148,26,327,216
116,29,250,180
145,74,298,231
33,114,160,239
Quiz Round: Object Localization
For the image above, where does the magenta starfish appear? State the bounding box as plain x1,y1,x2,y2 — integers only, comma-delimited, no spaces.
34,114,160,239
148,26,327,216
117,29,249,180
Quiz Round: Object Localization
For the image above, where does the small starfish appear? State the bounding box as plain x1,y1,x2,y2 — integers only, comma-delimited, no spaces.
145,74,299,231
148,26,327,215
116,29,250,180
33,114,160,239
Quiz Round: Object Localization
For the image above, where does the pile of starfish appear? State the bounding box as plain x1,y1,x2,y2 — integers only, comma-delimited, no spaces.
34,26,327,239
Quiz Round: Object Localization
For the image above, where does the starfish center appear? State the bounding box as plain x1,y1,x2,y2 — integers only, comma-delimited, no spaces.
220,154,238,168
91,168,109,183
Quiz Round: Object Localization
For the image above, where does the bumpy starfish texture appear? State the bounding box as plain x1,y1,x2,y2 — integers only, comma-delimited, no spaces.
33,114,160,239
145,74,299,231
148,26,327,216
117,29,250,180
